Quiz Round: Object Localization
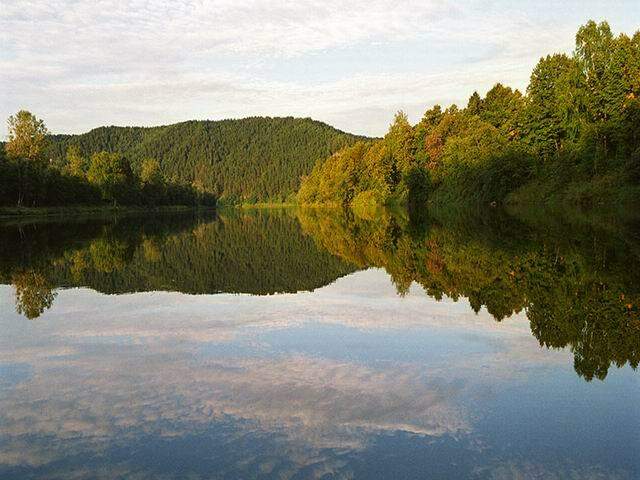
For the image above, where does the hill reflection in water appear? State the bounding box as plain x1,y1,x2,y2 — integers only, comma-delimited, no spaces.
0,208,639,479
1,207,639,381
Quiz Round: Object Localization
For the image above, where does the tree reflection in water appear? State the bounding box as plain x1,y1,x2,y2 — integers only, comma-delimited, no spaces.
1,207,638,381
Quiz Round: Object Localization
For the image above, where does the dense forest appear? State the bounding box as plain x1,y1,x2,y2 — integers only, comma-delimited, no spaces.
0,111,216,209
297,207,640,382
298,21,640,210
45,117,364,203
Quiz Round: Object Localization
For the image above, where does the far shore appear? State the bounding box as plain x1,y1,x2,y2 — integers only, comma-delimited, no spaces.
0,204,216,220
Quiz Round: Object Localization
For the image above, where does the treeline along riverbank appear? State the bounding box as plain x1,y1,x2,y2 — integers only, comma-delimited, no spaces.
2,20,638,215
297,21,640,212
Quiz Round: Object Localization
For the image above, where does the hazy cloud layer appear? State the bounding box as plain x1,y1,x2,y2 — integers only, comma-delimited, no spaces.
2,1,638,136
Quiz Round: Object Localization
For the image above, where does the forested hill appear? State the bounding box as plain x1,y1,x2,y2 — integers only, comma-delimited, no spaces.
45,117,366,203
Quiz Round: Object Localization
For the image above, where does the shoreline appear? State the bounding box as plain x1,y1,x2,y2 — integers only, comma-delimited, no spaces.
0,205,216,220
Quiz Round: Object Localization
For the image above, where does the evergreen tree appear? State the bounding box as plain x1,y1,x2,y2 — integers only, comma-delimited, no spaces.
466,91,483,116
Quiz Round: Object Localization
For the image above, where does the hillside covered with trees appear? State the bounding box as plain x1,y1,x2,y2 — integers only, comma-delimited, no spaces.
0,111,216,209
46,117,365,203
298,21,640,211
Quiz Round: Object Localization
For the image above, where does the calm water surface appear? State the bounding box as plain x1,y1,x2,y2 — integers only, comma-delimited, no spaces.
0,209,638,479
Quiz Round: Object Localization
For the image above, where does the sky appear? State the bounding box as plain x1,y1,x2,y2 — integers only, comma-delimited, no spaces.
1,1,639,138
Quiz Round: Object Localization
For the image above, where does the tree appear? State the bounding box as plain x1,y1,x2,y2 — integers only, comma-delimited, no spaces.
1,112,213,208
64,145,86,177
4,111,51,205
574,21,629,158
413,105,444,165
296,20,640,210
384,111,415,185
421,108,477,173
86,151,131,204
466,91,483,116
5,110,49,162
404,165,431,209
192,161,213,193
140,158,163,185
524,53,579,157
12,270,56,320
479,83,524,138
44,117,361,203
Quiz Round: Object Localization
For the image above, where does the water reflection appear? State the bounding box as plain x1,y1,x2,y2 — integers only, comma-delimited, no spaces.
0,208,638,479
0,278,637,479
3,208,637,381
297,208,640,381
0,210,355,316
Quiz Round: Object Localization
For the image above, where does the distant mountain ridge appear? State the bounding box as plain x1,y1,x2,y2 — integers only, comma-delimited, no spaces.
46,117,367,202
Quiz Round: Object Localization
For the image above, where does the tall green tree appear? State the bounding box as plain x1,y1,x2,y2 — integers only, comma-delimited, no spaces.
4,111,50,205
574,20,633,159
465,91,483,116
385,111,415,173
479,83,524,138
5,110,49,163
87,151,132,204
524,53,579,157
64,145,86,177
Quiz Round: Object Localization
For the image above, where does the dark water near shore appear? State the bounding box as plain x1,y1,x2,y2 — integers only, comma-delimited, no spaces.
0,208,638,479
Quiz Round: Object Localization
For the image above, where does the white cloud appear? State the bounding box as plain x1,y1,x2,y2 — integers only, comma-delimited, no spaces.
1,0,638,136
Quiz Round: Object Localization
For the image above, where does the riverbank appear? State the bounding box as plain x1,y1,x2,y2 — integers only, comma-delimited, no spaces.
0,205,216,220
505,174,640,213
236,202,298,209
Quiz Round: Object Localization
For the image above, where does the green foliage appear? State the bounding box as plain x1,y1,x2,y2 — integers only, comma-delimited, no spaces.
299,20,640,211
2,112,216,209
46,117,363,203
86,151,132,203
385,110,415,174
475,83,525,137
466,92,482,116
5,110,49,163
403,165,431,210
0,154,102,207
297,142,380,206
523,53,578,157
64,145,86,177
139,158,162,185
298,111,425,207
